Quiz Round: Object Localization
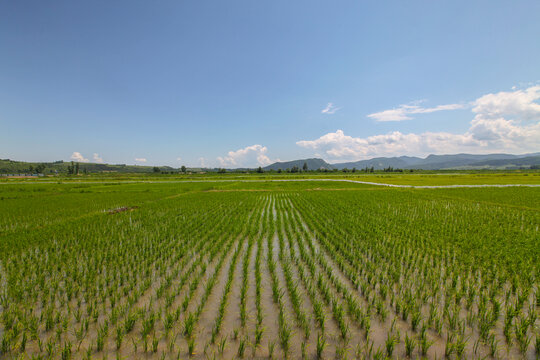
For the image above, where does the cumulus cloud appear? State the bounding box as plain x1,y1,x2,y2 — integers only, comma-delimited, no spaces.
321,102,341,114
367,102,466,122
176,157,182,162
472,86,540,121
298,86,540,160
199,157,206,167
93,153,103,163
70,152,89,162
217,144,273,167
135,158,147,163
297,130,477,159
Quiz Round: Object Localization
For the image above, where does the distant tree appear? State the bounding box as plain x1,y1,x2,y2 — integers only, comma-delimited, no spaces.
153,166,160,173
35,163,46,173
181,165,187,173
67,161,75,174
257,166,263,173
75,162,80,175
352,167,356,173
370,166,374,173
218,168,226,173
291,166,299,173
303,162,308,171
342,168,348,173
29,165,34,173
277,168,282,173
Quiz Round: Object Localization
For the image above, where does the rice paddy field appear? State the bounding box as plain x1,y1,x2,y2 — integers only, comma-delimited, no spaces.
0,176,539,359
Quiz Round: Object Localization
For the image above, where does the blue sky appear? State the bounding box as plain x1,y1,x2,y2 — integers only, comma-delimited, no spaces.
1,1,540,167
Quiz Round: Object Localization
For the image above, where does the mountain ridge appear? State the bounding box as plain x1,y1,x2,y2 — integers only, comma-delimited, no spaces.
2,152,539,174
263,158,334,171
264,153,540,171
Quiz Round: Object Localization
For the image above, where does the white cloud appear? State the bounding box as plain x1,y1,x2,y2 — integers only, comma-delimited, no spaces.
176,157,182,162
321,102,341,114
367,102,466,122
199,157,206,168
135,158,147,163
93,153,103,163
217,144,273,167
472,86,540,121
298,86,540,160
70,152,89,162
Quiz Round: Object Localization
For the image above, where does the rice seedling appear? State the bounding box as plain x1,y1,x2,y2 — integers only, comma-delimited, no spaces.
268,340,275,359
152,333,159,353
316,332,326,359
420,332,433,356
0,182,537,359
115,326,124,350
335,343,348,360
405,333,416,357
254,324,264,347
237,336,247,358
385,331,398,357
218,336,227,355
61,341,72,360
188,337,196,356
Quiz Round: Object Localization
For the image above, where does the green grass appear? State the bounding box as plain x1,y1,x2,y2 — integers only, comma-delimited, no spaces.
3,168,540,186
0,176,538,358
346,171,540,185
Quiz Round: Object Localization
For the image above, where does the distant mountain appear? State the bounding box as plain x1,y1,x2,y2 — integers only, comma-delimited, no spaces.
333,156,423,170
454,155,540,169
331,153,540,170
0,159,179,174
263,158,334,171
3,152,539,175
411,153,522,170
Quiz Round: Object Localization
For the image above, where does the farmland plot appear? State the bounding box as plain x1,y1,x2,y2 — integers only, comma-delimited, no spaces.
0,183,538,359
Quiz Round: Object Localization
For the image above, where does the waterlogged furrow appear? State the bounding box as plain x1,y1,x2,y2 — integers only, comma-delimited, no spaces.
0,185,538,360
289,191,539,359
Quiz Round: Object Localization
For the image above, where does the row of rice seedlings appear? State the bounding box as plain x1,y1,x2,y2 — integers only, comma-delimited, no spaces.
290,191,539,357
210,238,244,343
172,200,260,357
3,210,213,357
283,215,351,356
254,235,264,348
239,236,253,328
13,193,254,356
286,203,362,343
130,213,240,356
291,194,439,353
265,203,294,358
275,203,311,340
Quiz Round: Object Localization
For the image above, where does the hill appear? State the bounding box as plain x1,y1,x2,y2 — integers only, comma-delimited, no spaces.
0,159,177,174
333,156,422,170
331,153,540,170
263,158,334,171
